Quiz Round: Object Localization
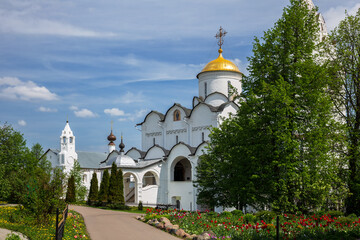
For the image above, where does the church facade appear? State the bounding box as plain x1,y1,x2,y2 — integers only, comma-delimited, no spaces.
45,44,243,211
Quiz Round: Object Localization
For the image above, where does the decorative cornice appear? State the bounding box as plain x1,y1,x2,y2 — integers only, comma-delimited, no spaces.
166,128,187,135
192,125,212,131
145,132,162,137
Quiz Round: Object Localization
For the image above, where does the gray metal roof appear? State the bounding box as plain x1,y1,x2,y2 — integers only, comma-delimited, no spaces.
77,151,107,169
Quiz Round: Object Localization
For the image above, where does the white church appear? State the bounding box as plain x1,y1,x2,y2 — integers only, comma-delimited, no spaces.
45,0,328,211
46,37,243,211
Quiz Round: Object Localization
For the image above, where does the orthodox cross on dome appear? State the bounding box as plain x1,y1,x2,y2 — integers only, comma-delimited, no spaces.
111,120,113,130
215,26,227,49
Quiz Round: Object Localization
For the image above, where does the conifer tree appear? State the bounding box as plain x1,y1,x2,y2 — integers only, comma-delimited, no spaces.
87,172,98,205
108,162,118,203
98,169,109,203
65,175,76,203
117,168,125,205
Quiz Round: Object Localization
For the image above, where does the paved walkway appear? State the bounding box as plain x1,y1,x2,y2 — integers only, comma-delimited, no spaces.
70,205,179,240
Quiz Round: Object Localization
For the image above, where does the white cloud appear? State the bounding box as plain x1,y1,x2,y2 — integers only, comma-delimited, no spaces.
69,106,78,111
104,108,126,116
18,120,26,126
117,109,148,122
74,108,97,118
323,3,360,30
38,106,57,112
0,9,116,38
0,77,58,101
117,92,146,104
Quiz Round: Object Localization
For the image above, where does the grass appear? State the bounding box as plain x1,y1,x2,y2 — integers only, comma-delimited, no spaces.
0,205,90,240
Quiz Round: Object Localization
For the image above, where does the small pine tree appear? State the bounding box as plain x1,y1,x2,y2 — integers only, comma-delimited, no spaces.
65,175,76,203
98,169,109,204
87,172,98,205
138,201,143,211
108,162,118,203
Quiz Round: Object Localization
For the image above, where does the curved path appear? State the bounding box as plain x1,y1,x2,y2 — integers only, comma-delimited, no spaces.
70,205,178,240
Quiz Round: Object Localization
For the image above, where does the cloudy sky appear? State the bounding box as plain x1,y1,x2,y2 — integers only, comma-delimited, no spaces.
1,0,359,153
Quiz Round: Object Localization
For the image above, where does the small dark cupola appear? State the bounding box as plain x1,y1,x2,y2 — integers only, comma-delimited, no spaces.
119,135,125,153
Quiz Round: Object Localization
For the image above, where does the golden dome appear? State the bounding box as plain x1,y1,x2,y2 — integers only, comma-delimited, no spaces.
197,49,242,78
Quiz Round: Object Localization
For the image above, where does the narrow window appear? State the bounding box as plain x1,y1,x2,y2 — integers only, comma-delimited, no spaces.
228,81,231,97
176,135,179,144
70,137,73,143
204,82,207,97
153,138,156,145
63,137,66,143
202,132,205,142
173,110,181,121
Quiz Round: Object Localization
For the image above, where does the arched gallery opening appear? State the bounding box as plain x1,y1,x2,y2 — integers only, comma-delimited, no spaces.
123,172,137,203
142,171,158,187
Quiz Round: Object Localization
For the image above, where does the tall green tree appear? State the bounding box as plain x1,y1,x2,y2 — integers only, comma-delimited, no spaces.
328,9,360,215
65,175,76,203
107,162,125,204
88,172,99,204
98,169,109,203
196,0,343,213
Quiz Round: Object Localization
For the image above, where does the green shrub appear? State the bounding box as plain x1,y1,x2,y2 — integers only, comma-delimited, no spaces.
107,203,130,210
337,217,353,225
231,210,244,217
347,213,357,219
138,201,143,211
255,210,277,222
325,210,344,218
220,211,232,218
5,234,21,240
243,213,256,223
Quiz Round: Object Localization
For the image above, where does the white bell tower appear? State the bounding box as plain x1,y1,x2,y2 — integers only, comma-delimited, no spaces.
59,120,78,174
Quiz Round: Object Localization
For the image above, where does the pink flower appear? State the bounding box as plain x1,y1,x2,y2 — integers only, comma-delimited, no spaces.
74,236,78,239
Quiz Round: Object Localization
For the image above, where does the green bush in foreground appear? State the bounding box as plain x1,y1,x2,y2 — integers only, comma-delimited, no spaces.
0,205,89,240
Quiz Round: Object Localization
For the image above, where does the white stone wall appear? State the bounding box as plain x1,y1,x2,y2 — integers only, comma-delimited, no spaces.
141,113,163,151
198,71,242,100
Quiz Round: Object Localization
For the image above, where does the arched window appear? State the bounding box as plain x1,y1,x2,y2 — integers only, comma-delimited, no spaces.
173,110,181,121
70,137,73,143
63,137,66,143
228,81,231,97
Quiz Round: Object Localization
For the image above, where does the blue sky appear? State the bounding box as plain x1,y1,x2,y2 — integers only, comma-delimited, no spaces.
1,0,359,153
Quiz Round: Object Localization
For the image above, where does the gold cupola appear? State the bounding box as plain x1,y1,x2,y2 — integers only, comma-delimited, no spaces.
197,48,241,78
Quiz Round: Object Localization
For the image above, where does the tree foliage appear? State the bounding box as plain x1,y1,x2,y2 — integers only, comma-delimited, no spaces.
328,8,360,215
88,172,99,204
0,123,65,221
108,162,125,204
65,175,76,203
98,169,109,203
196,0,345,213
69,160,87,202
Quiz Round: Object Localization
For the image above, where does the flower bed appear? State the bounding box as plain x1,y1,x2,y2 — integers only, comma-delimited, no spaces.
142,208,360,239
0,205,89,240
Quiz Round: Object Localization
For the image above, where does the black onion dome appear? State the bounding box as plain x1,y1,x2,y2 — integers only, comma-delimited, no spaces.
119,137,125,152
